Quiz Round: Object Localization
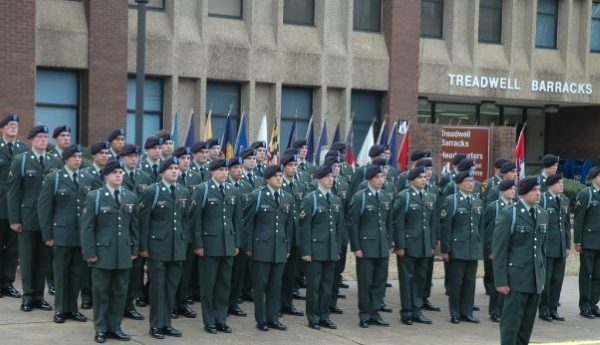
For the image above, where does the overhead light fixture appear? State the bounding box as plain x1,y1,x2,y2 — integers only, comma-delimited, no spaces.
545,104,559,114
480,100,496,108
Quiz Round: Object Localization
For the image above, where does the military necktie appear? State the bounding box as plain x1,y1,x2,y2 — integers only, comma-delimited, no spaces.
7,142,13,156
333,180,337,195
39,155,45,169
466,196,471,206
555,196,561,209
170,185,176,199
300,162,305,170
181,172,186,186
219,184,225,198
152,164,158,178
274,191,280,208
234,182,240,189
375,191,379,201
114,189,121,208
73,172,79,189
248,173,254,187
129,171,135,184
529,207,536,224
326,192,331,205
419,191,423,201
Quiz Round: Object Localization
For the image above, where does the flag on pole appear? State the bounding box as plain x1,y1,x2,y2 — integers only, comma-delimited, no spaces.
397,125,410,172
331,122,341,146
221,114,235,159
257,114,268,143
204,108,213,140
345,122,355,167
357,121,375,167
268,122,279,164
515,125,526,181
170,110,180,147
316,119,328,164
377,119,388,145
234,111,248,155
387,121,398,167
184,110,196,148
305,116,315,163
286,120,297,150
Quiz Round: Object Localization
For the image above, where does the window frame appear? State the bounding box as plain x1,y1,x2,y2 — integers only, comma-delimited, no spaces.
535,0,559,49
421,0,444,39
478,0,503,44
207,0,244,20
126,76,165,141
591,1,600,53
206,81,242,141
353,0,383,33
283,0,316,27
127,0,165,11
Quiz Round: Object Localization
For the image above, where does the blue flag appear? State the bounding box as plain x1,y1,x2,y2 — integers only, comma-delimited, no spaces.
331,122,340,146
316,120,328,164
185,111,195,148
170,110,179,147
377,120,388,145
388,121,398,167
222,114,235,158
305,116,314,163
287,120,297,150
234,111,248,155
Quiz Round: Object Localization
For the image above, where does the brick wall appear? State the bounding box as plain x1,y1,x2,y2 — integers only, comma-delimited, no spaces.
0,0,36,133
82,0,128,145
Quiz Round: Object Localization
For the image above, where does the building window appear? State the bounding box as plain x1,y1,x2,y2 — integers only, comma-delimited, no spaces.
208,0,243,19
36,69,80,143
479,0,502,43
206,82,241,141
353,0,382,32
128,0,165,10
284,0,315,26
536,0,558,49
281,87,312,151
350,90,382,151
591,2,600,52
126,77,163,142
421,0,444,38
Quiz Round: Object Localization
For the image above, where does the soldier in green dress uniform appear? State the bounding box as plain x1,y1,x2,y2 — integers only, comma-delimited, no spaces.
482,158,508,202
537,154,559,192
0,114,27,299
158,132,174,160
493,176,548,345
483,162,517,207
140,136,164,181
80,160,139,343
239,147,265,189
439,153,467,191
205,138,221,163
8,125,62,312
190,141,209,180
251,141,268,177
441,159,483,199
292,139,316,182
349,145,387,196
106,128,125,161
50,125,72,159
330,142,355,184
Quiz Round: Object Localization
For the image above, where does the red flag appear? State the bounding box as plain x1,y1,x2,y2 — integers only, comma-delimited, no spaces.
515,126,526,182
397,127,410,172
345,122,355,166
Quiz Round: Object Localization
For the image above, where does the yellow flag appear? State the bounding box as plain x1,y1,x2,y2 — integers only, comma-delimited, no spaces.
204,109,213,140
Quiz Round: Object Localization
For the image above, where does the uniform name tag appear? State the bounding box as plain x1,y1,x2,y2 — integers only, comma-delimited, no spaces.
426,201,434,210
516,225,528,233
100,206,111,212
332,204,340,212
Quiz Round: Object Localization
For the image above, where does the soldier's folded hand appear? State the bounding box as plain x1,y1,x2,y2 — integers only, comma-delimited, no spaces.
194,248,204,257
139,251,149,258
234,248,239,256
45,239,54,247
441,253,449,262
245,250,253,257
395,249,405,258
301,255,312,262
86,257,98,263
575,244,582,253
9,223,21,233
131,255,137,260
496,285,510,295
354,250,363,258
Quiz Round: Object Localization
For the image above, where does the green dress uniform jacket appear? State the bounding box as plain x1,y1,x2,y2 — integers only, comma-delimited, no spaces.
482,175,502,203
440,193,484,261
140,158,162,181
340,162,354,184
283,177,308,247
0,139,28,219
348,189,393,258
240,170,265,190
122,169,154,194
441,179,483,200
80,165,104,190
392,188,437,257
298,190,343,261
179,169,203,192
190,161,209,181
574,185,600,312
540,192,570,258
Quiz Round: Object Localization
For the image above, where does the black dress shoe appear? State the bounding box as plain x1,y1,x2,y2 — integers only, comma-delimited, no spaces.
297,276,308,288
186,295,194,304
216,323,232,333
282,306,304,316
337,293,346,299
368,318,390,327
580,310,596,319
70,312,88,322
94,332,106,343
412,314,432,324
53,312,65,323
178,305,197,318
163,326,182,337
20,300,32,312
229,305,247,317
107,331,131,341
81,300,93,310
256,322,269,331
592,307,600,317
123,310,144,320
460,315,480,323
359,320,369,328
385,282,392,288
308,322,320,330
319,319,337,329
329,305,343,314
550,312,565,321
135,297,146,307
33,300,53,311
473,306,480,311
338,281,350,289
401,317,413,325
539,313,553,322
267,321,288,330
48,285,56,296
204,324,217,334
450,316,460,324
292,291,306,300
423,300,441,312
149,328,164,339
490,315,501,323
170,310,179,319
3,285,21,298
378,304,393,313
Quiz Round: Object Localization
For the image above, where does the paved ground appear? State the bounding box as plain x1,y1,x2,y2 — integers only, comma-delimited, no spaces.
1,272,600,345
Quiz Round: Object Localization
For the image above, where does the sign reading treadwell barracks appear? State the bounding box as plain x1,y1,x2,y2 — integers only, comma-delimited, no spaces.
440,126,490,183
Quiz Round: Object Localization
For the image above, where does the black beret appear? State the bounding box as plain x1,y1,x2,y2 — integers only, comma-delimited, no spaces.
414,158,432,168
500,161,516,174
144,136,163,150
455,170,474,184
371,157,387,166
452,153,467,165
410,150,431,162
102,160,124,176
542,154,559,167
264,164,284,180
228,157,243,168
284,148,298,156
250,141,266,149
457,158,476,172
119,144,140,157
61,144,82,160
366,164,385,180
368,145,386,158
546,173,563,187
240,148,257,159
191,141,207,153
160,133,173,142
0,113,18,128
518,176,541,195
291,139,307,149
158,156,179,174
325,150,340,158
28,125,49,139
281,153,297,166
498,179,516,192
330,142,346,152
494,158,508,169
209,159,228,171
107,128,125,142
587,166,600,180
90,141,110,155
206,138,220,149
314,165,333,179
52,125,71,139
323,154,341,166
408,167,426,180
172,146,191,158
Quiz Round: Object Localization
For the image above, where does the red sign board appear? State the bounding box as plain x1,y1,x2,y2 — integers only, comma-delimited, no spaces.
440,126,490,182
